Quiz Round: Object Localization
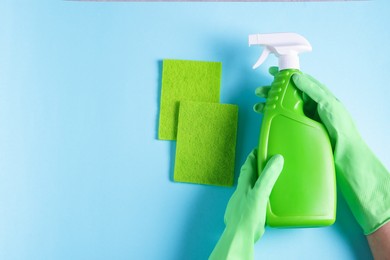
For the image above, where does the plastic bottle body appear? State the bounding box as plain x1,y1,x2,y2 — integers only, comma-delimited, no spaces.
258,69,336,227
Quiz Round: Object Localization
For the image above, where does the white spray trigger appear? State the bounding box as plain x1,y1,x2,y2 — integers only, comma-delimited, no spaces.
248,32,312,70
252,47,270,69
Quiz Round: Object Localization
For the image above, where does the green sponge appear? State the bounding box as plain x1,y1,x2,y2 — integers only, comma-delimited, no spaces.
158,60,221,140
174,101,238,186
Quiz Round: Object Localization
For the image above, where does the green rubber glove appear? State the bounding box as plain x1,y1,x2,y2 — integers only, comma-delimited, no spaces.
292,72,390,235
253,67,278,114
209,149,284,260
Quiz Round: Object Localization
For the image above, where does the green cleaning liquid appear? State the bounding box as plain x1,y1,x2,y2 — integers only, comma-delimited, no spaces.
249,33,336,227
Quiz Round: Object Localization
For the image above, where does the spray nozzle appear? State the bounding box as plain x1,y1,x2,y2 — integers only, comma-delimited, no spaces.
249,32,312,70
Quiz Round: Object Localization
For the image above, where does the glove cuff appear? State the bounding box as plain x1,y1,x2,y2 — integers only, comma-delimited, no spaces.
335,139,390,235
209,224,255,260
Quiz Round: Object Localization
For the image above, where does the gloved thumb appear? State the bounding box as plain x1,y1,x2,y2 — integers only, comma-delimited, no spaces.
292,73,330,106
253,154,284,199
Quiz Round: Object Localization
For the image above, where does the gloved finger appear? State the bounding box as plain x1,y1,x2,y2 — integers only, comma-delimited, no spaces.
292,73,331,105
253,102,266,114
255,86,271,98
237,149,258,191
269,66,279,76
253,154,284,199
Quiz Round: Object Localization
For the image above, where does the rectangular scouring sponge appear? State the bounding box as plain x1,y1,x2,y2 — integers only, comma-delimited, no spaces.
158,60,221,140
174,101,238,186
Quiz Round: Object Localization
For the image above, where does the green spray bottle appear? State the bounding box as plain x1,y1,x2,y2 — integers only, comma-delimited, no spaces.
249,32,336,227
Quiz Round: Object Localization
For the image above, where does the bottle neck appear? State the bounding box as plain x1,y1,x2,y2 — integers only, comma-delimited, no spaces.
278,54,300,71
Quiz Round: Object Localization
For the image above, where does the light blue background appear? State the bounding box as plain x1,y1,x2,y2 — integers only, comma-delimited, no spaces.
1,1,389,259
